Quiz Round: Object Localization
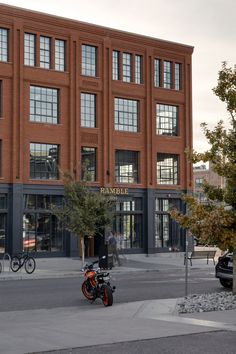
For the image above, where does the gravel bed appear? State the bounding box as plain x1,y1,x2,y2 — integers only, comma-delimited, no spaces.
176,291,236,313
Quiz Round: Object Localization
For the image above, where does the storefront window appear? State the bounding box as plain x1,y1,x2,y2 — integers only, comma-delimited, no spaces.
155,198,180,249
0,213,6,253
0,194,7,253
113,198,143,249
23,194,64,253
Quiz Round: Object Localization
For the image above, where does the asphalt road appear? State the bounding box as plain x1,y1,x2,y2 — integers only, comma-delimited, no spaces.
0,268,224,312
35,331,236,354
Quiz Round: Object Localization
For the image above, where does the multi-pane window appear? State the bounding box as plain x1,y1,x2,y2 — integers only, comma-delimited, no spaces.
195,178,203,188
82,44,97,77
154,59,161,87
157,154,179,185
0,80,2,117
40,36,51,69
0,28,8,62
81,93,96,128
175,63,181,90
24,33,36,66
156,104,178,136
55,39,65,71
135,55,142,84
164,61,172,89
155,60,181,90
0,140,2,177
30,143,59,180
30,86,58,124
81,147,97,181
122,53,132,82
115,150,139,184
112,50,119,80
115,98,138,132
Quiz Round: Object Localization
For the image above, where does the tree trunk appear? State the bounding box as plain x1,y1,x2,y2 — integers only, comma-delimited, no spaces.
81,235,85,267
233,250,236,295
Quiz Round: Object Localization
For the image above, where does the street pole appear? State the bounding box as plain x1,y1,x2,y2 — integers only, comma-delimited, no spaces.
185,235,188,298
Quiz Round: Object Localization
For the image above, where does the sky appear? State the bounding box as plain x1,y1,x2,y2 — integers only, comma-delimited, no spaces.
1,0,235,152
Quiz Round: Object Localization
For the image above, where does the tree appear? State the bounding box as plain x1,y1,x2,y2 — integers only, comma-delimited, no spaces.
171,62,236,294
51,172,114,266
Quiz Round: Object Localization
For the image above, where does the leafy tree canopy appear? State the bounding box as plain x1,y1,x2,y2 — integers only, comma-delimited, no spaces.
171,63,236,252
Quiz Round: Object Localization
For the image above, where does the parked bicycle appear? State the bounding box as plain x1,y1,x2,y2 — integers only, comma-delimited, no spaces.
10,252,36,274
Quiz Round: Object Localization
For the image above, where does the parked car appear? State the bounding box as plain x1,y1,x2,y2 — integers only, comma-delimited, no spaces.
215,252,233,289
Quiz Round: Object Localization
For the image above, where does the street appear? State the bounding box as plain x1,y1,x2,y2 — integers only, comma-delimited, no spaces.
0,267,223,312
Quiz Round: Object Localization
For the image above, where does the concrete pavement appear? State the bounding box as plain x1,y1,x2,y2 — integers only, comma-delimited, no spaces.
0,251,236,354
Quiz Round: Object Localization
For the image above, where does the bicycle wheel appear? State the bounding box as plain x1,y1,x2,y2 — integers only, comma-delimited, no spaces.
10,256,20,272
25,257,36,274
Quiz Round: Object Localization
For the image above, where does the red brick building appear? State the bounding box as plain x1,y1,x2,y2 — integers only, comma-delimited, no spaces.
0,4,193,257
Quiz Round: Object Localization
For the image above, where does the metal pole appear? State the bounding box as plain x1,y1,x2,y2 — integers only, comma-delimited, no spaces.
185,236,188,297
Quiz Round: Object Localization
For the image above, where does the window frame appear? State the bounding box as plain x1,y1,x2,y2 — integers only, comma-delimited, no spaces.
156,103,178,136
80,92,96,128
0,28,8,62
40,35,51,69
24,33,36,66
30,85,59,124
81,44,97,77
157,153,179,185
115,150,139,184
81,146,97,182
114,97,139,132
55,39,66,72
30,142,59,180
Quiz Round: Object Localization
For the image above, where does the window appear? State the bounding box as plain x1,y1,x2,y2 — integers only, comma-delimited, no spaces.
23,195,64,253
115,150,139,184
81,147,97,181
155,59,181,90
0,81,2,117
0,140,2,177
24,33,36,66
112,50,119,80
164,61,172,89
195,178,203,188
114,198,143,249
40,36,51,69
0,28,8,62
157,154,179,185
30,143,59,180
154,59,161,87
175,63,181,90
55,39,65,71
30,86,59,124
135,55,142,84
115,98,138,132
80,93,96,128
82,44,97,77
156,104,178,136
155,198,180,249
122,53,132,82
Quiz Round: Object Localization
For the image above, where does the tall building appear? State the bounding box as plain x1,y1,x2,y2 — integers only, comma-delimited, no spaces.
193,163,224,202
0,4,193,257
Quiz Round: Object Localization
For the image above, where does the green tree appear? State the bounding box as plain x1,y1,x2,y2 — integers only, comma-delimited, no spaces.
51,172,114,265
171,63,236,294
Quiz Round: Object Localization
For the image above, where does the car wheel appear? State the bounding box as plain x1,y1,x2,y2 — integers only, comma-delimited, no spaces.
219,278,233,289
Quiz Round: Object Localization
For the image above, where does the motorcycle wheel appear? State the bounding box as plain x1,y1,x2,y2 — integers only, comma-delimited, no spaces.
102,284,113,307
81,281,94,300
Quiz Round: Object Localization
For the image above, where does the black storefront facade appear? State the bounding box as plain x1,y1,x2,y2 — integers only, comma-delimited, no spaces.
0,184,186,258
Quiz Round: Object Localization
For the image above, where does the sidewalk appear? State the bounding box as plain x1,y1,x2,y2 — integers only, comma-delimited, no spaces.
1,251,235,354
0,297,235,354
0,250,217,281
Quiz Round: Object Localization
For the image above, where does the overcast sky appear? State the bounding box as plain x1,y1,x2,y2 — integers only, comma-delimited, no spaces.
1,0,235,152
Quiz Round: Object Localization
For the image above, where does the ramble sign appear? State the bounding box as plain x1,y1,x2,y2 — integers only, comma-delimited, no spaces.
100,187,128,195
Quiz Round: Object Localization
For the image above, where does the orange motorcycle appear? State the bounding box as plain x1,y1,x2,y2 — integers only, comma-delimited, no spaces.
81,257,116,307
